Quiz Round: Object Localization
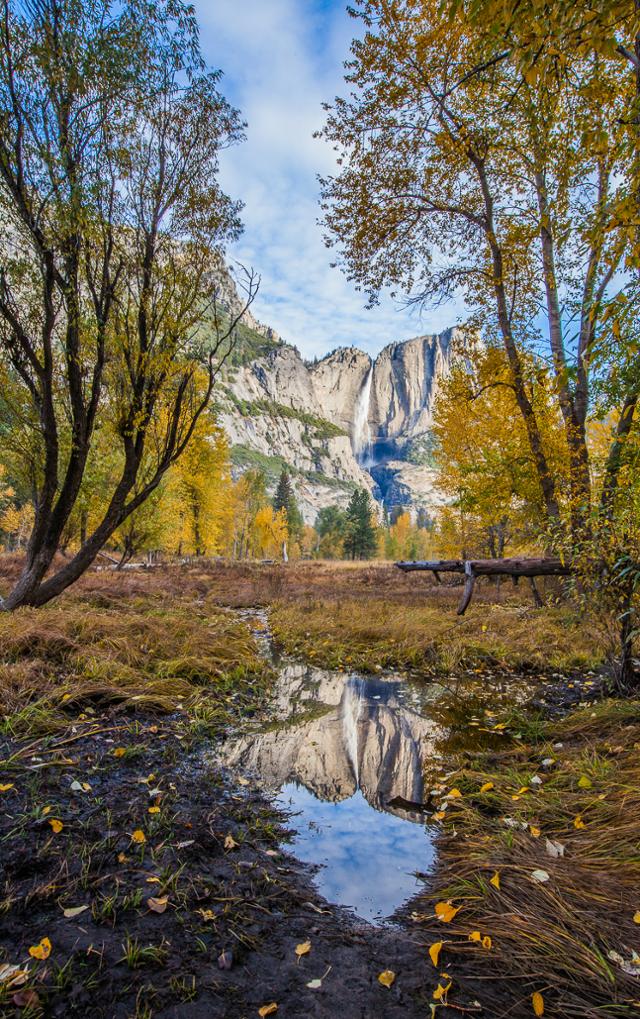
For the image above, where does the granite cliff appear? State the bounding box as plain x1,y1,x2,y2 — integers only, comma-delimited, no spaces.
216,302,457,523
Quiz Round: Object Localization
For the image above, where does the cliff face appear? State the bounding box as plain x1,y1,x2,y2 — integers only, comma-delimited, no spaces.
217,343,377,522
309,347,372,437
368,331,455,443
218,306,457,522
220,664,443,820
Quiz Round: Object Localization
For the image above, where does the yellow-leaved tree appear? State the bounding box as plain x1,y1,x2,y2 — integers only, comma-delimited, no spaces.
251,507,289,560
431,344,567,557
162,418,233,558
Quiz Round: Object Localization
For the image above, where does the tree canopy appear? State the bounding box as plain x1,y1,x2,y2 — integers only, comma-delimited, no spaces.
0,0,257,608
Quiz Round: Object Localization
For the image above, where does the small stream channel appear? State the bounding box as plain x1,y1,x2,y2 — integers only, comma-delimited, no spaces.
219,611,534,925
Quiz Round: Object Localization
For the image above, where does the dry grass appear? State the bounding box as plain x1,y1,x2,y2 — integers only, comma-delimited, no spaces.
0,559,605,738
269,597,602,675
416,698,640,1017
0,576,269,736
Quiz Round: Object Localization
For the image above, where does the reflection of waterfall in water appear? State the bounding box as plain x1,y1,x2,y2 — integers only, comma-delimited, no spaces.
342,677,366,785
219,628,536,924
352,367,373,459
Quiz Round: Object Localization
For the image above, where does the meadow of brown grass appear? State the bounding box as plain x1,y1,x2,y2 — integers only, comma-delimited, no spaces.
0,556,637,1017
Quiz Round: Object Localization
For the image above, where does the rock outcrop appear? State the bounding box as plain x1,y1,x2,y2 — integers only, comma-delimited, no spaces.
217,287,458,521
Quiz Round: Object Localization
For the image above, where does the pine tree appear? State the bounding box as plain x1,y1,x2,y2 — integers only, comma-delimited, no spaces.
343,489,378,560
315,505,348,559
273,469,303,542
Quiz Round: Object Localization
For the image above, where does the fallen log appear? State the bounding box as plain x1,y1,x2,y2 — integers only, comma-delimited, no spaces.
396,557,571,615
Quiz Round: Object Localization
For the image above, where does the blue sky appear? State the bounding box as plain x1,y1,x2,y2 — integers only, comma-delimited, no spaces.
194,0,467,359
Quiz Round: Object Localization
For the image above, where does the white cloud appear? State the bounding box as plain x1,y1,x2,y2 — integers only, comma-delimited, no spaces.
194,0,467,359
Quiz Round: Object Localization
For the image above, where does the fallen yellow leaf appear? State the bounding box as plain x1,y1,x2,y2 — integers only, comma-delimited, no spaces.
578,775,592,789
63,905,89,919
113,748,126,758
532,990,544,1016
482,935,492,949
429,941,443,967
432,811,446,821
468,931,481,942
433,980,452,1001
490,872,500,890
480,782,494,793
633,911,640,924
196,908,215,921
48,818,63,834
131,829,146,844
0,964,29,988
530,825,541,838
28,937,51,961
448,788,462,798
224,834,238,850
378,970,395,988
435,901,460,923
148,806,160,814
258,1004,278,1017
573,815,586,829
147,896,168,914
295,941,311,957
0,783,14,792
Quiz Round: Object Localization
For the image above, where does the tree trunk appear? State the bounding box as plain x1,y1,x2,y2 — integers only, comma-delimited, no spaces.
472,155,562,532
615,581,637,693
535,170,592,537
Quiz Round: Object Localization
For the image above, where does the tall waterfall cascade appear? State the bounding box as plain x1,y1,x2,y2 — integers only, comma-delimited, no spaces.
342,677,365,786
352,367,373,460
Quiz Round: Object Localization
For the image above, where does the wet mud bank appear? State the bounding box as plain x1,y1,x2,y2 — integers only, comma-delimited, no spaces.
0,716,433,1018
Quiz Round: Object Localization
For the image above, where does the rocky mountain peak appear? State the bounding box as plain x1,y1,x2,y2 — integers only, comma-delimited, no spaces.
217,282,457,523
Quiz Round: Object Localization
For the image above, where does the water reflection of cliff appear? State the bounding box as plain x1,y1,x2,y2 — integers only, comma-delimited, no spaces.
221,663,443,821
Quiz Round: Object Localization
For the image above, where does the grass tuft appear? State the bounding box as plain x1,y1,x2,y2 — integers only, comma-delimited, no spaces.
0,590,270,737
416,697,640,1017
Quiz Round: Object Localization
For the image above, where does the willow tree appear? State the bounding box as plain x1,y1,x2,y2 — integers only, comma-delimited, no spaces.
0,0,257,609
319,0,633,543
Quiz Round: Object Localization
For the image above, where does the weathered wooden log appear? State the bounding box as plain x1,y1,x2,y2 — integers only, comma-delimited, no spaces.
397,559,467,574
397,557,570,577
458,561,476,615
396,557,572,614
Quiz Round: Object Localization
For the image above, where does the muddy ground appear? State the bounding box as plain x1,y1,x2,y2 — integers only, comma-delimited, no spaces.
0,712,444,1019
0,562,621,1018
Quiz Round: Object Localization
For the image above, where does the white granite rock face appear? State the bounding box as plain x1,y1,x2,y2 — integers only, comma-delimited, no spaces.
369,330,456,440
310,347,372,437
219,322,458,523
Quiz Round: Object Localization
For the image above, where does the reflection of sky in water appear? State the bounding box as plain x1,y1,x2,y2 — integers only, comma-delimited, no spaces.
222,640,535,925
276,782,435,924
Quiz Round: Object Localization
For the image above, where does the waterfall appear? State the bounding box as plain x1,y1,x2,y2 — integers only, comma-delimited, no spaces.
352,367,373,460
342,677,365,786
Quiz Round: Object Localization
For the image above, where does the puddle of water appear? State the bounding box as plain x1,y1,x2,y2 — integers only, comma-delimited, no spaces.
276,783,431,923
220,631,534,925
